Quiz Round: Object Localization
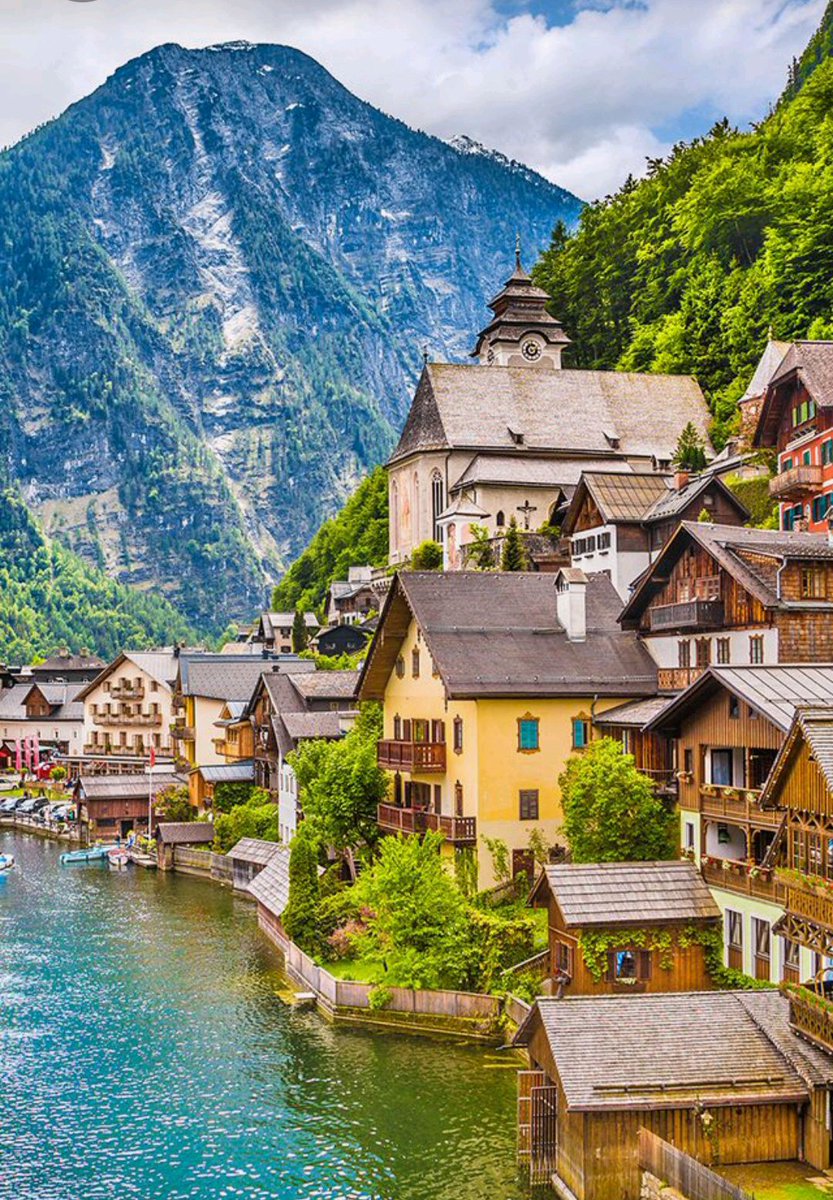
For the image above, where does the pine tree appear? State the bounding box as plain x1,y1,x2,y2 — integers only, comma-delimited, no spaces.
282,829,321,951
500,517,528,572
291,608,309,653
673,422,708,472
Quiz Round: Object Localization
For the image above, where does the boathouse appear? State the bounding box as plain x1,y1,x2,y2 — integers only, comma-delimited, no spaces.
227,837,283,892
75,772,184,842
247,845,292,943
528,861,720,995
155,821,215,870
514,990,833,1196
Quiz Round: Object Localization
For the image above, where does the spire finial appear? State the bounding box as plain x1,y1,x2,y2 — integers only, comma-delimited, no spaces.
422,344,430,365
515,231,522,270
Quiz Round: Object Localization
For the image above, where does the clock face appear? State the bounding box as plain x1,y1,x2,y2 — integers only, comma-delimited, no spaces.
522,338,542,361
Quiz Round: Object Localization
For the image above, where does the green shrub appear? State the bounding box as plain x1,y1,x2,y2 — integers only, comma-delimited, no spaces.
283,829,321,953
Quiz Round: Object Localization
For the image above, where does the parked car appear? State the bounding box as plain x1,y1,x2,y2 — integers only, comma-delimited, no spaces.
0,797,18,813
16,798,40,815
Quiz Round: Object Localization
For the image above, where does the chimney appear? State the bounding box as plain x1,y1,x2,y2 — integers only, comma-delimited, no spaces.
556,570,587,643
674,470,690,492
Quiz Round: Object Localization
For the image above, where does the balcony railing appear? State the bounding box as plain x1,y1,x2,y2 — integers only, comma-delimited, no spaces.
769,463,823,500
698,784,782,827
649,598,724,633
783,983,833,1054
171,725,196,742
377,803,476,843
779,875,833,933
658,667,705,691
377,740,446,773
701,857,785,904
109,684,145,700
93,713,162,727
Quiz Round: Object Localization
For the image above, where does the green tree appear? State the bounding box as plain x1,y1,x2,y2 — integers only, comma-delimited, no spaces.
212,781,265,815
481,835,511,884
283,827,321,952
212,790,279,852
288,703,388,858
292,608,309,653
155,785,195,823
560,738,676,862
466,523,494,570
410,540,443,570
353,830,473,990
674,421,708,472
500,517,528,572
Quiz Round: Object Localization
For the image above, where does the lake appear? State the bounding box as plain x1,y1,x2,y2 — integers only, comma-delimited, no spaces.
0,831,528,1200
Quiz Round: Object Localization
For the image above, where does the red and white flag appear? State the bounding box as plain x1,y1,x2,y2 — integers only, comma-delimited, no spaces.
149,746,156,770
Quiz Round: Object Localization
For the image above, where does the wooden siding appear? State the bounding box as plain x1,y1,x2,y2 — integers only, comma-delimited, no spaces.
781,742,833,820
638,544,770,634
776,610,833,662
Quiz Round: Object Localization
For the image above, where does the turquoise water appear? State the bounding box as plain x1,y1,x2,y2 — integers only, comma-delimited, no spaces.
0,832,527,1200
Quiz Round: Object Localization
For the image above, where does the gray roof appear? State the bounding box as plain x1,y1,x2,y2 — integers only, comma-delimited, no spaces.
451,455,624,493
247,845,292,916
227,837,283,865
768,340,833,402
76,651,178,701
34,653,105,673
179,657,269,701
360,571,658,701
735,991,833,1087
795,707,833,791
288,671,360,701
572,472,671,524
280,711,348,742
647,665,833,735
78,772,185,800
391,362,710,465
198,761,254,784
536,862,720,928
260,611,319,634
741,340,791,402
156,821,215,845
0,682,85,722
515,992,814,1111
594,695,677,728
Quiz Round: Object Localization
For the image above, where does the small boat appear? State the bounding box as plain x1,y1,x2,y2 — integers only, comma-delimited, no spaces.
107,848,129,870
0,854,15,872
59,846,111,865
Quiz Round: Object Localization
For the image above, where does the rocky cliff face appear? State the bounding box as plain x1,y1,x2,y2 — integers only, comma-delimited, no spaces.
0,41,581,630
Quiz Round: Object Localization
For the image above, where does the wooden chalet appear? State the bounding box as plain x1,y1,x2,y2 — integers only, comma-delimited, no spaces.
74,772,184,842
226,837,283,892
760,706,833,1055
529,862,720,996
155,820,215,869
190,760,254,811
563,469,748,599
514,991,833,1196
591,695,676,794
620,522,833,691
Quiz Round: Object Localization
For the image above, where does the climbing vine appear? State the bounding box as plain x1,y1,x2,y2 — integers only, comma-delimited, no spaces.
579,924,777,988
680,925,775,991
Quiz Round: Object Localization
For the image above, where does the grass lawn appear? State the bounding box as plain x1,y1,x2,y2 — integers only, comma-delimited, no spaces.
721,1160,832,1199
324,958,384,984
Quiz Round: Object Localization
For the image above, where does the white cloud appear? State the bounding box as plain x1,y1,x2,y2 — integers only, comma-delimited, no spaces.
0,0,825,196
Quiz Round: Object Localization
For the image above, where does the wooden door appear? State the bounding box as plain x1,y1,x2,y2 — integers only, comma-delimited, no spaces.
530,1085,559,1185
517,1069,545,1163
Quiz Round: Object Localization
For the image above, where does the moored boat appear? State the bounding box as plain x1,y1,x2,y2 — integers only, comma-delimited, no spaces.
0,853,15,872
59,846,110,865
107,848,129,870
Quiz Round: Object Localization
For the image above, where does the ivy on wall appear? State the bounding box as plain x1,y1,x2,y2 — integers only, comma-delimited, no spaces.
578,924,775,990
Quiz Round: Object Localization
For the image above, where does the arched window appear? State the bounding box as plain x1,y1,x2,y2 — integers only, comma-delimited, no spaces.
496,510,505,527
431,470,445,543
390,480,399,551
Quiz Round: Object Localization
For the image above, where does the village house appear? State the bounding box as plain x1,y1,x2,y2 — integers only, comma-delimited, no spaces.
155,820,215,869
529,861,720,996
227,837,284,892
590,695,677,795
171,653,277,771
75,651,178,771
246,665,358,844
0,680,85,769
562,469,748,599
750,340,833,532
760,705,833,1054
312,623,372,658
74,771,184,842
387,254,712,567
619,522,833,690
20,652,105,685
327,565,378,625
357,568,658,887
250,611,320,654
514,990,833,1196
647,665,833,985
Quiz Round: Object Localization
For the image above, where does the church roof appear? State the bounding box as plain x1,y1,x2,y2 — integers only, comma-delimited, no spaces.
741,339,791,402
389,363,709,466
450,455,627,493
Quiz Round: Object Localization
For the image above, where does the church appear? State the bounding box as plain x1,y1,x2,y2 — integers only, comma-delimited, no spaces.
387,252,712,568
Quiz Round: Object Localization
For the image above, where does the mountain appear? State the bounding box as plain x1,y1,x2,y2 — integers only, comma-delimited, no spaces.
532,3,833,448
0,479,193,663
0,41,581,633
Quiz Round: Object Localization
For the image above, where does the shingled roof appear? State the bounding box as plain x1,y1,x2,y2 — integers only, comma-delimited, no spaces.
359,571,658,701
247,845,292,916
514,992,816,1112
390,362,710,465
228,838,283,865
287,670,360,701
156,821,215,846
755,341,833,445
78,772,184,800
177,656,271,701
647,665,833,735
531,862,720,928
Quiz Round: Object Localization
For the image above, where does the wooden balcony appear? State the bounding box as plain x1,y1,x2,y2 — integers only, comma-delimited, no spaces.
698,784,782,827
377,803,476,844
782,983,833,1054
769,463,823,500
377,740,446,773
658,666,705,691
109,683,145,700
780,876,833,933
649,599,724,633
171,725,196,742
701,857,785,904
94,713,162,727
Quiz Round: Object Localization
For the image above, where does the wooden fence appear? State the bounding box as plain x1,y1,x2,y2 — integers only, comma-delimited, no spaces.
256,907,501,1030
504,994,532,1028
172,846,234,885
638,1130,754,1200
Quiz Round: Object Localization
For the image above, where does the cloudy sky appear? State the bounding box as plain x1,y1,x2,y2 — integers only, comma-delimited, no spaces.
0,0,825,197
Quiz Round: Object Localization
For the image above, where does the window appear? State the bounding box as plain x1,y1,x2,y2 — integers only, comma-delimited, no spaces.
519,789,539,820
823,440,833,466
684,821,695,851
411,648,420,678
597,531,611,551
804,449,813,466
695,638,711,669
801,566,826,599
726,910,743,951
749,635,765,664
453,716,463,754
782,938,800,983
555,940,573,978
392,715,402,741
496,510,505,527
454,781,464,817
431,471,445,544
684,748,694,775
572,718,589,750
431,719,445,743
678,640,691,669
150,680,158,692
711,749,733,786
518,716,540,752
813,494,832,523
395,656,405,679
753,918,771,963
782,456,794,471
607,949,651,982
716,637,730,664
728,695,740,720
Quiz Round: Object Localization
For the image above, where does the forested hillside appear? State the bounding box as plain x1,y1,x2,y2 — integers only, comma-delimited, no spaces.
0,481,193,661
533,1,833,446
271,467,388,615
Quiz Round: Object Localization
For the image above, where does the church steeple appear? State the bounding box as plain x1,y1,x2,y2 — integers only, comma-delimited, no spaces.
471,246,571,369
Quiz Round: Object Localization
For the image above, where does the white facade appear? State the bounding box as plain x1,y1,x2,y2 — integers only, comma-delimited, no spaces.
0,716,83,759
642,628,779,670
278,760,298,844
81,655,176,762
570,523,654,600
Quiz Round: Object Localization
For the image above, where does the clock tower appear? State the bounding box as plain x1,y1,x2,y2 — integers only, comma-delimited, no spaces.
471,246,571,369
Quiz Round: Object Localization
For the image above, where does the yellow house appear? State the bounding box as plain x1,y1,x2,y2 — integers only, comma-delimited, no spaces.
358,568,659,887
172,654,273,769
